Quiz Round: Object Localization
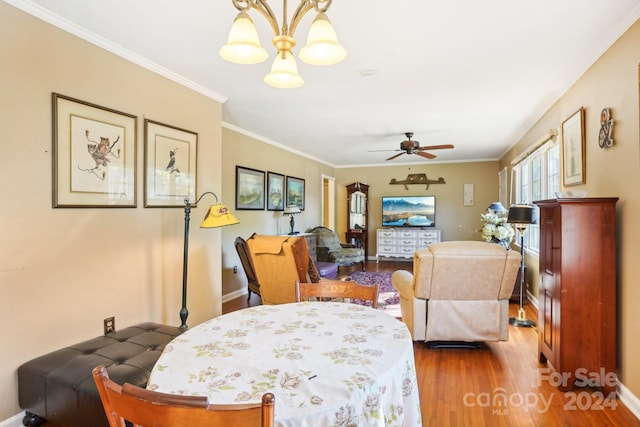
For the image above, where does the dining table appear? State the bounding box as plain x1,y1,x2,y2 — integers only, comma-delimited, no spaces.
147,301,422,426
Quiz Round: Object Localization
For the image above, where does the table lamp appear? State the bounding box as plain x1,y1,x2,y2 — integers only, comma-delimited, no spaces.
283,205,302,235
507,204,537,327
487,202,507,213
180,192,239,329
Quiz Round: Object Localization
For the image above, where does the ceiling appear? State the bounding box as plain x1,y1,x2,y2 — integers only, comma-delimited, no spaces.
12,0,640,167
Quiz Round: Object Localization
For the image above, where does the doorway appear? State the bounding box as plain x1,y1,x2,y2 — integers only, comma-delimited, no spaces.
321,175,335,229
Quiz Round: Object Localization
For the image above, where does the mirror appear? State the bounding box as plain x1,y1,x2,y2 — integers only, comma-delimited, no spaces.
346,182,369,231
350,191,366,229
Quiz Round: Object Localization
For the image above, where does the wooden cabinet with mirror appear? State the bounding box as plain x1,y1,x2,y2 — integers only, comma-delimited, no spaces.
346,182,369,259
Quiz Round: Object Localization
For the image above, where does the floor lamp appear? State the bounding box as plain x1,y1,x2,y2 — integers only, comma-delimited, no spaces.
507,204,537,328
180,192,239,329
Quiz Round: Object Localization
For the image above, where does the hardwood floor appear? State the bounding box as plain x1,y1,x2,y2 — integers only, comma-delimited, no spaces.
41,260,639,427
225,260,640,427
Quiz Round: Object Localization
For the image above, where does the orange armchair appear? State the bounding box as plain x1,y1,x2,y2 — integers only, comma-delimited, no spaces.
246,235,317,305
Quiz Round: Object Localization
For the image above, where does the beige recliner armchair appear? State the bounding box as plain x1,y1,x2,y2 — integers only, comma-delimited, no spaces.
392,241,521,343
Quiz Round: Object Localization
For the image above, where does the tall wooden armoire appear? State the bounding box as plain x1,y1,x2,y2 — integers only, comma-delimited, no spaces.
534,197,618,397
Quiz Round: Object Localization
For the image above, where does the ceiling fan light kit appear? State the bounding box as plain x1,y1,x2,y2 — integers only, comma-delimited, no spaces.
220,0,346,88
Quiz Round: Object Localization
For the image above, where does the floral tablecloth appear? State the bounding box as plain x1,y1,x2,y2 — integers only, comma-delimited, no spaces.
148,301,422,426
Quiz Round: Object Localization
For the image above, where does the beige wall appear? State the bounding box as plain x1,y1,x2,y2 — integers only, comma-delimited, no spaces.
500,19,640,403
0,3,224,419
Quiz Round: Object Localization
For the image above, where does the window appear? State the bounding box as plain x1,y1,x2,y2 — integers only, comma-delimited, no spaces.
512,140,560,254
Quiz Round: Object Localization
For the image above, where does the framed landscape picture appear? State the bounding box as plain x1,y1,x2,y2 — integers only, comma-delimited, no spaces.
562,107,586,186
52,93,137,207
267,171,285,211
286,176,305,210
144,119,197,207
236,166,265,210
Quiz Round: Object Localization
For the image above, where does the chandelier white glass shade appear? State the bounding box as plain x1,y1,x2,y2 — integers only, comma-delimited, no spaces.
298,13,346,65
219,0,346,88
264,49,304,88
218,11,269,64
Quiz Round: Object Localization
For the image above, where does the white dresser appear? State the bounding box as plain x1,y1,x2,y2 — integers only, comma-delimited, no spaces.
376,228,442,262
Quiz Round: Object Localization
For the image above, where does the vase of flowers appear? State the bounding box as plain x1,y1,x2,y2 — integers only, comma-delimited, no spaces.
480,211,515,248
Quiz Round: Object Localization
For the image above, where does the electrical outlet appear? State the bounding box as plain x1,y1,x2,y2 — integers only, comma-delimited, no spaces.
233,265,238,274
104,316,115,335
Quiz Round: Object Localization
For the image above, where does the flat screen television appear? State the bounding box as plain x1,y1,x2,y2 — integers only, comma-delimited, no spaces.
382,196,436,227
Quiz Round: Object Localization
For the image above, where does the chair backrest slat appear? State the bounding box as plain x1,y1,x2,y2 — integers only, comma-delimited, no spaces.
93,365,275,427
296,279,379,308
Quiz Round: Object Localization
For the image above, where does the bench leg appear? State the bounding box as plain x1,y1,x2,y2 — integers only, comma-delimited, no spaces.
23,411,46,427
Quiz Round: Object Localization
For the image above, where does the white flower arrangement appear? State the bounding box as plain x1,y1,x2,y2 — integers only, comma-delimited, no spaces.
480,211,515,245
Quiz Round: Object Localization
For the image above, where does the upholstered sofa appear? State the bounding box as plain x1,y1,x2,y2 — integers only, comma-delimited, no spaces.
308,226,365,270
392,241,521,343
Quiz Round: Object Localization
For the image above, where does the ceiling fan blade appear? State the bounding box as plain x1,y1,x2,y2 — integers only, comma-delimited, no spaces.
416,151,436,159
386,152,406,161
418,144,455,150
368,149,402,152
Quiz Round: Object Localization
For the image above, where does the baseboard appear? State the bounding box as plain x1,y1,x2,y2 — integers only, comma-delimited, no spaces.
222,288,247,303
526,289,538,310
0,412,24,427
619,382,640,421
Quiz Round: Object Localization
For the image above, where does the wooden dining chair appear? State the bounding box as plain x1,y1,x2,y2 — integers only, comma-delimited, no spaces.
92,366,275,427
296,279,380,308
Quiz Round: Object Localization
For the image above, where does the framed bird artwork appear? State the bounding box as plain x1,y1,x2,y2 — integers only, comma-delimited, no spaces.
52,93,137,207
144,119,198,207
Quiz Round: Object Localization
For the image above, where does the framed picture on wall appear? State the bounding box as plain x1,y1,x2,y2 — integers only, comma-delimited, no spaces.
562,107,586,186
52,93,137,207
144,119,198,207
286,176,305,210
267,171,285,211
236,166,265,210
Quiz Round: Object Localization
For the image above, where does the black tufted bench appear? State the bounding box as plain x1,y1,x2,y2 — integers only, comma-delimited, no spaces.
17,322,184,427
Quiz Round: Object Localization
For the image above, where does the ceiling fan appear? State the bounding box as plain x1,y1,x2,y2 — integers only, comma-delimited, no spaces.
370,132,454,161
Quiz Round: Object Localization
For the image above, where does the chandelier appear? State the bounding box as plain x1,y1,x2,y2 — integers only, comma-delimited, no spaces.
219,0,347,89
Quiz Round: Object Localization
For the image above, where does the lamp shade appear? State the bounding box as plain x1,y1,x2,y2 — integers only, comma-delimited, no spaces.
487,202,507,212
264,50,304,88
507,204,537,225
283,205,302,216
219,11,269,64
200,203,240,228
298,13,347,66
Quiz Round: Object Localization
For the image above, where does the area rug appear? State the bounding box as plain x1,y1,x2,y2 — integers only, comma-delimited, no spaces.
348,271,402,319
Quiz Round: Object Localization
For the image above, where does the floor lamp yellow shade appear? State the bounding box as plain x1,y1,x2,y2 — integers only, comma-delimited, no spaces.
200,203,240,228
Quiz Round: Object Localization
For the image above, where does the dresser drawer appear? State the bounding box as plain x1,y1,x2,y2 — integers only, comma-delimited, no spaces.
378,230,394,238
397,230,417,239
417,239,438,247
418,230,439,239
378,245,396,254
397,238,416,247
397,246,416,255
